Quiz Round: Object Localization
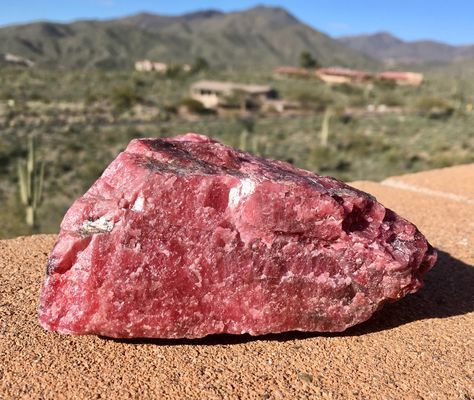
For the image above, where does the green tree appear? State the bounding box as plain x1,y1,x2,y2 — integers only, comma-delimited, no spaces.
191,57,210,73
300,51,319,69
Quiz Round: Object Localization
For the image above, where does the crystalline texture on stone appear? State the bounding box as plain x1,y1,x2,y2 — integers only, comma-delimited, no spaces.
38,133,437,338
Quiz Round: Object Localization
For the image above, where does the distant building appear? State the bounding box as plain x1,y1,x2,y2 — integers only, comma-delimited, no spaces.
1,53,34,67
275,64,423,88
274,66,312,78
190,80,277,109
316,67,372,84
378,71,424,86
135,60,168,72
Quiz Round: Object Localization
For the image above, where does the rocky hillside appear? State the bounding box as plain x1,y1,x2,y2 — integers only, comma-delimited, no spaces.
0,6,378,69
339,32,474,64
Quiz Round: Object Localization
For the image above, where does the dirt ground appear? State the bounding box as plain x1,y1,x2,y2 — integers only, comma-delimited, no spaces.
1,165,473,399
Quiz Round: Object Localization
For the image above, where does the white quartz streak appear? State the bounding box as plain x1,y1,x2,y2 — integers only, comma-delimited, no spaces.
228,178,256,208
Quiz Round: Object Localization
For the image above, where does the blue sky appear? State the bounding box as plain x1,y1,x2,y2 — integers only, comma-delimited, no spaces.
1,0,473,45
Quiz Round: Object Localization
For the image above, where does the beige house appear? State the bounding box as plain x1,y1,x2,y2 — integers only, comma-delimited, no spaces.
316,67,372,84
274,65,424,88
378,71,424,86
2,53,34,67
135,60,168,72
190,80,277,109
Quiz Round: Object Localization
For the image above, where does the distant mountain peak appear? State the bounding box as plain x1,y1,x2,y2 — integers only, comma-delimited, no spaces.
124,9,223,19
339,31,403,46
130,12,157,18
370,31,398,38
244,5,298,20
338,32,474,64
184,9,224,18
0,6,378,69
118,8,224,30
248,4,291,12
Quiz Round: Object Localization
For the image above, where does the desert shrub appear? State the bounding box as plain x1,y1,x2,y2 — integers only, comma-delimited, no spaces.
374,78,397,90
0,137,16,170
339,132,390,157
332,83,363,96
296,91,333,111
110,85,141,112
415,96,454,119
84,91,99,105
377,92,404,107
179,98,209,114
125,128,143,141
163,103,178,114
132,76,147,88
165,64,183,79
0,193,32,237
77,158,108,188
309,146,351,173
237,116,255,133
347,93,367,107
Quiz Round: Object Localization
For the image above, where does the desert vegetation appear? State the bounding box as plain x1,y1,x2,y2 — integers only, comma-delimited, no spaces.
0,61,473,238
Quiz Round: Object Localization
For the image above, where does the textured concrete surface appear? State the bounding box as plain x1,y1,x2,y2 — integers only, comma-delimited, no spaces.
1,165,473,399
381,163,474,200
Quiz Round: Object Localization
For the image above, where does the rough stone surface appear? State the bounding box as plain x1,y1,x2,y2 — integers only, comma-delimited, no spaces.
38,133,436,338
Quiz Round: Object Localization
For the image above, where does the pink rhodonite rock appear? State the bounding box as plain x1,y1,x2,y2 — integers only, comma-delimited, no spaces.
39,133,437,338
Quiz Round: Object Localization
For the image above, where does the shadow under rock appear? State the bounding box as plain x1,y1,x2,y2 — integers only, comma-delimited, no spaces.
347,249,474,336
105,249,474,346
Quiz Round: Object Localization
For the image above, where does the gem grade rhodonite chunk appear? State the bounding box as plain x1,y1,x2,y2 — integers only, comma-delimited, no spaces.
38,133,437,338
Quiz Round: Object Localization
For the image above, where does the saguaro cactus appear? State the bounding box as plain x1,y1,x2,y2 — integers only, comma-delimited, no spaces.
239,129,249,151
320,108,332,148
17,137,45,228
250,135,267,157
238,118,255,153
